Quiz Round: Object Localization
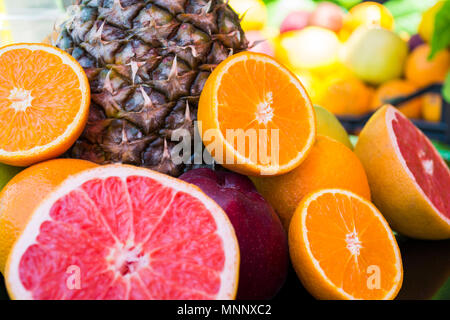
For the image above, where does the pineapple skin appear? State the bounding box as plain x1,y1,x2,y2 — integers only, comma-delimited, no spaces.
56,0,248,176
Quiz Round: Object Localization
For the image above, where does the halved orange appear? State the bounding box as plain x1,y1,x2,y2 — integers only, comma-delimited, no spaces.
289,189,403,300
198,52,316,176
0,43,90,166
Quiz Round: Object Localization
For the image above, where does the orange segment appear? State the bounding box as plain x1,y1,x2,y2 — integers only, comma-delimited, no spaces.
289,189,403,300
199,52,316,176
0,43,90,166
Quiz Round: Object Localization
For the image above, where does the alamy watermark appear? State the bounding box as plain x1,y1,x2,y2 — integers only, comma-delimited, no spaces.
170,121,280,175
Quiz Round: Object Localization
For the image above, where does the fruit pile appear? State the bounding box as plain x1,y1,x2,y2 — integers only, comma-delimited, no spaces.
234,0,450,123
0,0,448,301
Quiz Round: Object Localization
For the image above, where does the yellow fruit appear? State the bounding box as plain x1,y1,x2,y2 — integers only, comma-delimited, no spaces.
344,1,395,33
295,70,323,103
419,1,445,43
229,0,267,31
422,93,442,122
405,44,450,87
0,159,97,273
251,136,371,229
276,27,341,74
314,105,353,149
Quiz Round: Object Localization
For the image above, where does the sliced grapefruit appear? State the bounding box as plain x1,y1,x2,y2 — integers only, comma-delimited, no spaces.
355,105,450,240
5,165,239,300
0,159,97,273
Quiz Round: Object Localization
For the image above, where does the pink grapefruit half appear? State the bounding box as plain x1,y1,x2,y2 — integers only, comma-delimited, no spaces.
5,165,240,300
355,105,450,240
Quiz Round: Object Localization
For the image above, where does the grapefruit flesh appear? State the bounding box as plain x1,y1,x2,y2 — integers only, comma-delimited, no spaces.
5,165,239,300
390,111,450,219
355,105,450,239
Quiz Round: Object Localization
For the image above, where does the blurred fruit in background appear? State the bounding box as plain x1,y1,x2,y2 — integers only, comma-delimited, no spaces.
276,26,340,74
418,1,445,43
317,74,374,116
343,1,395,33
405,44,450,87
246,30,276,57
371,79,422,119
408,34,425,52
280,10,311,34
0,0,64,44
229,0,268,31
422,93,443,123
295,69,324,103
309,1,345,33
313,105,353,149
342,27,409,85
266,0,316,29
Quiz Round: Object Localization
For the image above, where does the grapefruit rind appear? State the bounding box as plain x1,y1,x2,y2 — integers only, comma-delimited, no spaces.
5,165,240,300
355,105,450,240
0,43,90,166
289,188,403,300
199,52,316,176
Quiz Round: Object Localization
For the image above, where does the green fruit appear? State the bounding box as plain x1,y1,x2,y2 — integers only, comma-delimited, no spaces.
0,163,22,191
314,105,353,149
342,27,409,85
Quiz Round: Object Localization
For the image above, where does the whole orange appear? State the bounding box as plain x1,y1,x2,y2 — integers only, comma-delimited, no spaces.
318,75,374,116
371,79,422,118
405,44,450,87
250,136,371,229
0,158,97,273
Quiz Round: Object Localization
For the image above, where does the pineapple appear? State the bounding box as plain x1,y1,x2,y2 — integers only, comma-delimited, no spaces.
56,0,248,176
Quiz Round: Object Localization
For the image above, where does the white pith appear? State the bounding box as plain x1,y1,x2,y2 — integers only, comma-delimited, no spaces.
0,43,89,156
300,189,403,300
345,231,362,256
8,88,34,112
6,165,240,300
256,92,274,125
386,108,450,225
210,53,316,175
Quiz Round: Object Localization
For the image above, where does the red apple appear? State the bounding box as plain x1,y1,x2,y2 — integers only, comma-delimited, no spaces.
180,168,288,300
280,10,311,34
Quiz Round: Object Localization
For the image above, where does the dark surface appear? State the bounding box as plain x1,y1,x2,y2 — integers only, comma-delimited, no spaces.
1,237,449,300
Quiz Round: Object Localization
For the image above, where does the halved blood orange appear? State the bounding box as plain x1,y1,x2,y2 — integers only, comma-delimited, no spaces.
289,189,403,300
355,105,450,240
198,52,316,176
5,165,239,300
0,43,90,166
